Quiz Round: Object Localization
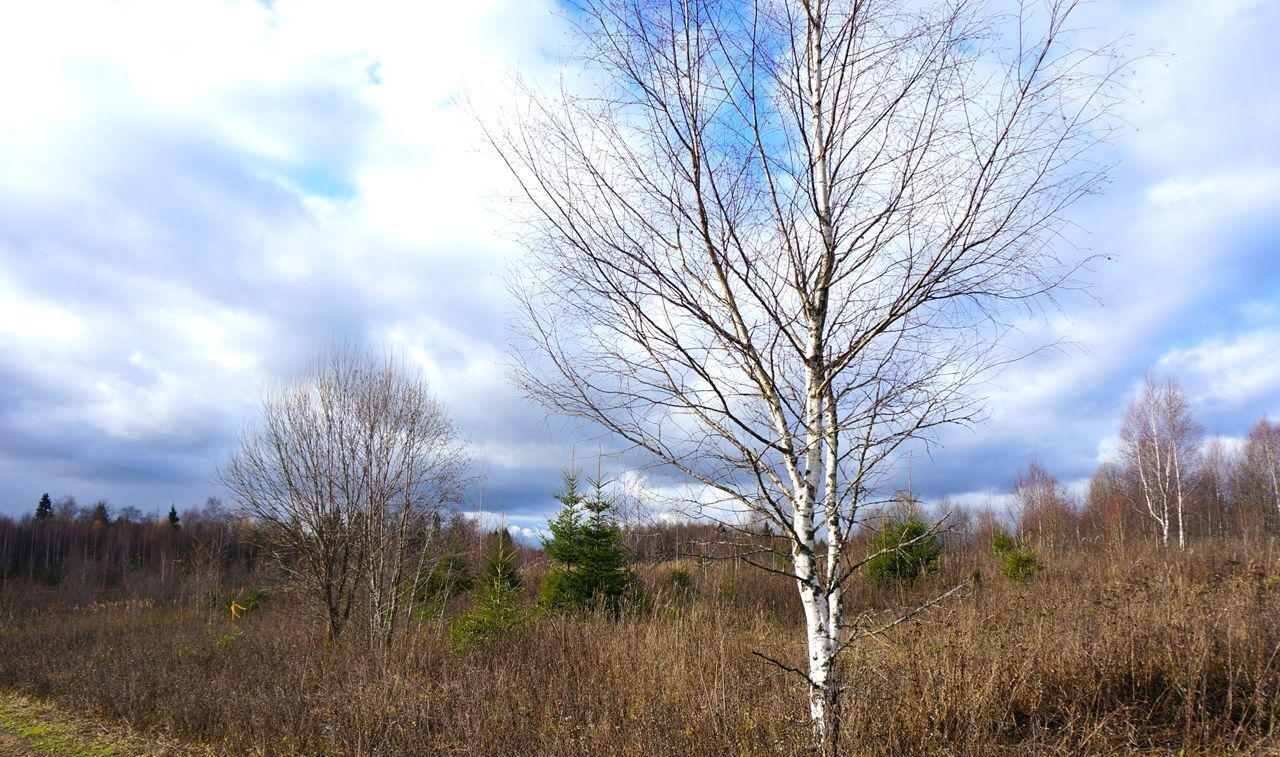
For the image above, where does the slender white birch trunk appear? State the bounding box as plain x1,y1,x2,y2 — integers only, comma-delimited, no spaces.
1263,431,1280,519
797,0,843,745
797,325,834,735
1172,442,1186,551
1135,433,1167,546
1145,402,1170,546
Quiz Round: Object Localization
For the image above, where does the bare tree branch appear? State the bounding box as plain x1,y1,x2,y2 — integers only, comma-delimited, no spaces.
483,0,1124,748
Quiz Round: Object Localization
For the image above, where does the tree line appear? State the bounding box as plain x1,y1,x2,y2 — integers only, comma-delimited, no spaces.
6,372,1272,603
0,497,259,594
950,375,1280,553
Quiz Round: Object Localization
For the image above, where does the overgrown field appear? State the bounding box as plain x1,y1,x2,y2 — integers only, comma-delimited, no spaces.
2,540,1279,755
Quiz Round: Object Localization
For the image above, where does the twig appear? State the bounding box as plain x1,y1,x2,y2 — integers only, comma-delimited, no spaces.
751,650,812,684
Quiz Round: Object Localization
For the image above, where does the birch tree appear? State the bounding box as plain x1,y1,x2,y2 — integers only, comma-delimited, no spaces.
1118,374,1201,550
219,346,470,647
485,0,1120,749
1012,460,1078,550
1197,436,1235,538
1238,416,1280,527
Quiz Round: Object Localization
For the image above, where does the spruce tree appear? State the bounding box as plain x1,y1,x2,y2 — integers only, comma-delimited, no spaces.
542,473,586,569
864,494,940,585
35,493,52,520
540,470,638,613
167,505,181,528
448,579,526,651
449,527,526,650
481,528,522,590
89,501,110,525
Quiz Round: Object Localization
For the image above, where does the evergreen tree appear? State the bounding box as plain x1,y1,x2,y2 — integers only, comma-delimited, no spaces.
167,505,181,528
864,516,940,584
542,474,586,568
417,552,473,605
864,494,941,586
540,470,639,613
35,493,52,520
448,581,527,651
449,527,526,650
89,501,110,525
481,528,522,590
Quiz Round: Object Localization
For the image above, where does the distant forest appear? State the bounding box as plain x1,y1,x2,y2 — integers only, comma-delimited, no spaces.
3,405,1276,601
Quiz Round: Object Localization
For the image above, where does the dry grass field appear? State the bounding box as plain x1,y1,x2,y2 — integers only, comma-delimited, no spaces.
1,538,1278,755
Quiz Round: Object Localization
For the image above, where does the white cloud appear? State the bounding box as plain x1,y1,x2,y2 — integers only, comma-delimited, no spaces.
1095,434,1122,466
916,0,1280,501
940,489,1017,514
1158,328,1280,413
1145,170,1280,210
508,525,543,544
0,0,1277,523
0,0,578,511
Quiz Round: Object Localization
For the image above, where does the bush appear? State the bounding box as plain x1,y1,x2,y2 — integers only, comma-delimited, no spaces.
864,517,940,584
239,588,269,611
416,553,473,604
448,584,528,651
216,627,243,648
665,566,694,595
991,530,1042,582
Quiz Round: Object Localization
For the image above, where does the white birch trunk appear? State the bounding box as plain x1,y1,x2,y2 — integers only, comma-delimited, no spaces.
1172,441,1186,551
1144,402,1170,546
798,0,842,744
798,329,834,734
1263,430,1280,519
1135,435,1167,546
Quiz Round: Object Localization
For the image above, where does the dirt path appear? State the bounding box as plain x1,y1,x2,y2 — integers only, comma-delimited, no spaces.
0,728,37,757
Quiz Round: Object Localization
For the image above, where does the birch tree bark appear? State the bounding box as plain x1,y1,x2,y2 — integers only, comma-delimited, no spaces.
484,0,1121,748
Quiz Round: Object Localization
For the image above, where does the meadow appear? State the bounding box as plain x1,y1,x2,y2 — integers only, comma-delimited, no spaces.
1,532,1278,755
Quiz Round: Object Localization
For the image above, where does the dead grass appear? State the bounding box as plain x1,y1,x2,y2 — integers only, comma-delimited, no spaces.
0,539,1278,755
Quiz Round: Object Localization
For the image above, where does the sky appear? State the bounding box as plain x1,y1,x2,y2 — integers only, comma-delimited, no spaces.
0,0,1277,531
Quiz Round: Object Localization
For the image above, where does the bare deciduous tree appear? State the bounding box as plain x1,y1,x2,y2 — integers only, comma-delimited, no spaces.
219,346,470,646
1236,416,1280,529
485,0,1121,747
1119,374,1201,550
1082,460,1138,545
1012,460,1078,550
1196,436,1236,538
